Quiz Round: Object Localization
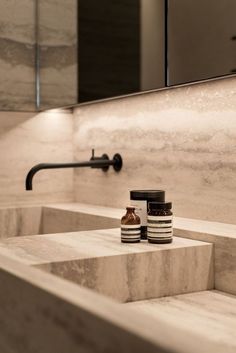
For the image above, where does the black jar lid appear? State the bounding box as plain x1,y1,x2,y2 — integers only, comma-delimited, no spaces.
130,190,165,201
148,202,172,210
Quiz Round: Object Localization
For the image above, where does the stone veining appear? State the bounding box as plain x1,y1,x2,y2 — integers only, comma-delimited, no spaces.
73,76,236,224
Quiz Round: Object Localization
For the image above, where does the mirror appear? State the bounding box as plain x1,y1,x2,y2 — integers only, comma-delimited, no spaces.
37,0,236,110
168,0,236,86
78,0,165,104
37,0,78,109
0,0,36,112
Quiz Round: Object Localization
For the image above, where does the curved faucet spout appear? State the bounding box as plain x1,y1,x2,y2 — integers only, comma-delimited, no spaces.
26,163,52,190
25,151,122,191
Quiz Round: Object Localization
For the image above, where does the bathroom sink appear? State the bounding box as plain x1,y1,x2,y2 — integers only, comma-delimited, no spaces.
0,205,120,239
0,227,214,303
0,205,234,353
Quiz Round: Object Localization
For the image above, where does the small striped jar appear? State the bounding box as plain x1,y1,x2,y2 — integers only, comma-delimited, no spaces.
121,207,141,243
147,202,173,244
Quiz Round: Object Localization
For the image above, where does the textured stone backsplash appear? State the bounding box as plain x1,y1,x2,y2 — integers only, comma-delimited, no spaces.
0,110,74,206
0,75,235,224
73,76,236,224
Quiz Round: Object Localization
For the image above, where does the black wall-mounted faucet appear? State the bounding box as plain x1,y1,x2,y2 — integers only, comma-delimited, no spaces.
25,149,123,191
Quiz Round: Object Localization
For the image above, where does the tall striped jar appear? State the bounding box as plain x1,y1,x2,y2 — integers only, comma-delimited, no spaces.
147,202,173,244
121,207,141,243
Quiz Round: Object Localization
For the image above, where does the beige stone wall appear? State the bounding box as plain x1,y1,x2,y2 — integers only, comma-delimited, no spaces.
73,76,236,224
0,75,235,225
0,109,74,206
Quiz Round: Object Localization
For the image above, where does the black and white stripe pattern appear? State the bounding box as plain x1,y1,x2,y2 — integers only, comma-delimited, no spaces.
121,224,141,243
147,215,173,243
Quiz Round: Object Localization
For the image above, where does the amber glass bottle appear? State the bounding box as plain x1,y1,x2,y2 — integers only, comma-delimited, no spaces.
121,207,141,243
147,202,173,244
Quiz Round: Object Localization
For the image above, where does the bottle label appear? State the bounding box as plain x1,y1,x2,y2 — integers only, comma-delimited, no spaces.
121,224,141,242
130,200,147,226
147,215,173,241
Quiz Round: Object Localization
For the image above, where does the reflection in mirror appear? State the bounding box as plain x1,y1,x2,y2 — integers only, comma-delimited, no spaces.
168,0,236,85
38,0,165,110
79,0,165,103
38,0,78,110
37,0,236,110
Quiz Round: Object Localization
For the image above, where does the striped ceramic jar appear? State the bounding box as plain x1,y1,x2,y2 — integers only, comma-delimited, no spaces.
147,202,173,244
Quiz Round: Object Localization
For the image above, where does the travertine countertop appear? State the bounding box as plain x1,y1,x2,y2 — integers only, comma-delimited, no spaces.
0,230,210,266
0,202,235,353
44,203,236,296
0,229,213,302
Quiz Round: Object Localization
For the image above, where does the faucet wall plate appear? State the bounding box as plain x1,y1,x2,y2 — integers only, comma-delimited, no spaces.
113,154,123,172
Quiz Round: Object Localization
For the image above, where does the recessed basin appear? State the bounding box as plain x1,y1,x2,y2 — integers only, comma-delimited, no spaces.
0,227,214,303
0,205,120,239
0,204,235,353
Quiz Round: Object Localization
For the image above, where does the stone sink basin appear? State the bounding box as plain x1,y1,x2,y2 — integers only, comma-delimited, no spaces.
34,230,213,303
0,203,120,239
0,208,214,303
0,203,235,353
